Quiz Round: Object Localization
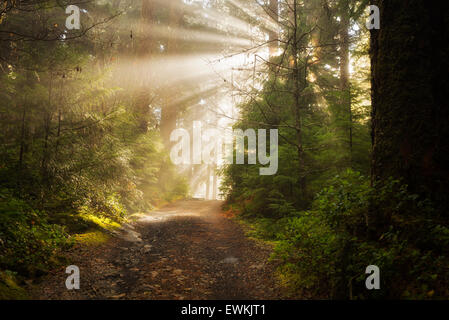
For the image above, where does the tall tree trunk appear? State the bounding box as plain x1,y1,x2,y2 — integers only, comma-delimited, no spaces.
339,0,352,165
18,103,26,170
268,0,279,56
55,78,64,157
370,1,449,211
132,0,156,134
160,0,182,146
206,165,211,200
140,0,155,57
41,73,54,190
212,165,217,200
160,98,177,144
291,0,306,200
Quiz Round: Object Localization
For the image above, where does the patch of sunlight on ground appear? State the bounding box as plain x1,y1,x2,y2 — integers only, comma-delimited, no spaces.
73,231,110,246
79,213,122,231
139,209,201,223
74,214,118,246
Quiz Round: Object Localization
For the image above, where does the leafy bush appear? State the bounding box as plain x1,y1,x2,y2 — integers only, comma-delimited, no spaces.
241,170,449,299
0,190,71,277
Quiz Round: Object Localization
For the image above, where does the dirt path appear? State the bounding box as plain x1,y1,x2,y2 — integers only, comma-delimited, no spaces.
32,200,283,300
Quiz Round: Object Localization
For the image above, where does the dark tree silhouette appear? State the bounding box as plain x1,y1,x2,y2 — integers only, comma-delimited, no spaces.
370,0,449,211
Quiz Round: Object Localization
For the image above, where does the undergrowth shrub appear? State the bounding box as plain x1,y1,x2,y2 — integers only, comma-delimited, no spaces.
0,189,71,277
234,170,449,299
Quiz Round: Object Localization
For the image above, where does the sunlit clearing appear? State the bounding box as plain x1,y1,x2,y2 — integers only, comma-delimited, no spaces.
112,0,276,200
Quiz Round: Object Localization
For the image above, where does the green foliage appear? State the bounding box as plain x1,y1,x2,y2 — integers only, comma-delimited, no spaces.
0,270,29,300
79,193,126,224
244,171,449,299
313,170,370,234
0,1,190,288
0,190,71,277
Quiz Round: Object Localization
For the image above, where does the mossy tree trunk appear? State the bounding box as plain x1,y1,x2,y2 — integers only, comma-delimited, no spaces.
370,1,449,211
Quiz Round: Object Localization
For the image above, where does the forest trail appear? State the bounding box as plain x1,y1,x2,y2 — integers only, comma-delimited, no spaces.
32,200,283,300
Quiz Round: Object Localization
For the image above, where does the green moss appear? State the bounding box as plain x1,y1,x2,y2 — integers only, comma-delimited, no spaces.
73,230,110,246
80,213,121,230
0,271,29,300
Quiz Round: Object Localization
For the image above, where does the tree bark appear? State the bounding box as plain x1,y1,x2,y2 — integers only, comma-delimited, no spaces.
212,164,217,200
370,0,449,210
160,0,183,146
18,103,26,170
339,0,352,165
206,164,211,200
140,0,155,57
268,0,279,56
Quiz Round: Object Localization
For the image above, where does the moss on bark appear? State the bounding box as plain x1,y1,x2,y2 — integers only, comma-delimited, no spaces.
370,1,449,211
